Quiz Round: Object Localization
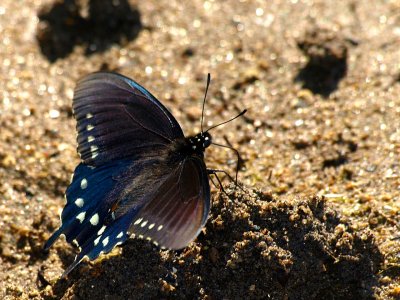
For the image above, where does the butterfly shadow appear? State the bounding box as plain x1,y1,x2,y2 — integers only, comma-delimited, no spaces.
36,0,142,62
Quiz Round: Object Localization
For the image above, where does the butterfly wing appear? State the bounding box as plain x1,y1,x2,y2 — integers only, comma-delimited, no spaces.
73,72,184,166
119,156,211,250
46,71,182,249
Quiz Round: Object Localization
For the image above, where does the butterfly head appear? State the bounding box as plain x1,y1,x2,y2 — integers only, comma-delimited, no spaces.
188,131,212,152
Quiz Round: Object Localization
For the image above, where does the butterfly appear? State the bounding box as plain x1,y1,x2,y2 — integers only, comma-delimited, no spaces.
44,72,246,277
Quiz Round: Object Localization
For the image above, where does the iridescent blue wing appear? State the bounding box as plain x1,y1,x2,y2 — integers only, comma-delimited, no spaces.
46,72,181,249
73,72,184,166
43,161,141,263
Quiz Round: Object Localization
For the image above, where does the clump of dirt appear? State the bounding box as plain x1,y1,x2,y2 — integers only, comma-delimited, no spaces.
39,186,382,299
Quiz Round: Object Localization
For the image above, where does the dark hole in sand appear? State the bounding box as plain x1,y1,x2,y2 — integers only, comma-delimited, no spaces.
295,28,350,97
295,60,347,97
36,0,142,62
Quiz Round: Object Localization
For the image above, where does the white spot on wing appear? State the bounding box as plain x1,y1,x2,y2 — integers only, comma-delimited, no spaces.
98,225,106,235
102,236,109,246
157,225,163,231
76,211,86,223
87,124,94,131
88,136,95,143
94,235,101,246
80,178,88,189
134,218,143,225
72,239,79,247
89,213,99,226
141,220,148,228
75,198,84,207
153,241,159,246
86,113,93,119
117,232,124,239
90,145,99,160
148,223,155,229
58,207,63,222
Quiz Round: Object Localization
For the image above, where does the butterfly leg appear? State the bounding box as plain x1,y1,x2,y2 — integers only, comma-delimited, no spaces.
210,142,243,185
209,173,221,190
208,170,228,195
208,169,245,192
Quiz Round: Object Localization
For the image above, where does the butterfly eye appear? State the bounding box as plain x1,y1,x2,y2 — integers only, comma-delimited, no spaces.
203,132,212,148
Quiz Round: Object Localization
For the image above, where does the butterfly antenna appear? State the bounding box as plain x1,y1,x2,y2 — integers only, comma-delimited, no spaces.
206,109,247,132
201,73,211,133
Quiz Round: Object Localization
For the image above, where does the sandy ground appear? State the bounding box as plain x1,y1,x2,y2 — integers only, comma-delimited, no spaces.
1,0,400,299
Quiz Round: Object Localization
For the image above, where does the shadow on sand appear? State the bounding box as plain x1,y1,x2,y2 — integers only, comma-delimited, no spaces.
36,0,142,62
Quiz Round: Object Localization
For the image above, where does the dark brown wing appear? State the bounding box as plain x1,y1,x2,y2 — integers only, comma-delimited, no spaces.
122,157,211,249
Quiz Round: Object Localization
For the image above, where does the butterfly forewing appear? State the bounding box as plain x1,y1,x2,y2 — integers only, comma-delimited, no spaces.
73,72,184,165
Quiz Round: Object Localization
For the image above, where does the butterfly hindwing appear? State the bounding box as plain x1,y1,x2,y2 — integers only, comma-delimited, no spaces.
61,210,135,277
44,161,137,251
73,72,184,166
121,157,211,250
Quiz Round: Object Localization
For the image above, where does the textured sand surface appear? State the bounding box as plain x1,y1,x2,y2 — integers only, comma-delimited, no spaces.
1,0,400,298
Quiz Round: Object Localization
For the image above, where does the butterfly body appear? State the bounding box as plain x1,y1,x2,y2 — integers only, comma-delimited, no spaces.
45,72,214,276
168,132,212,162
